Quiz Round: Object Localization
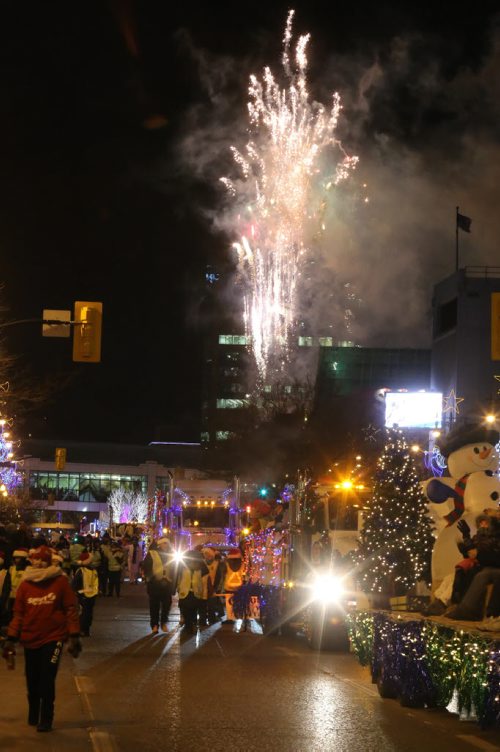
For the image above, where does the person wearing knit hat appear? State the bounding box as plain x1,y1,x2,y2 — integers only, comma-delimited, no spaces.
142,538,176,634
106,542,125,598
176,550,208,633
3,548,29,623
3,545,81,732
72,552,99,637
13,548,29,559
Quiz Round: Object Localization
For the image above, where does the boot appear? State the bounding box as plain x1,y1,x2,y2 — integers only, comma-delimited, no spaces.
27,695,40,726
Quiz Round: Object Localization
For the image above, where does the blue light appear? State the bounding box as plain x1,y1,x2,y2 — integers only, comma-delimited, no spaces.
259,487,268,497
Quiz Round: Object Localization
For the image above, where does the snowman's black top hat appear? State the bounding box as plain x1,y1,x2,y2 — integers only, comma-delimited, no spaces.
437,423,499,458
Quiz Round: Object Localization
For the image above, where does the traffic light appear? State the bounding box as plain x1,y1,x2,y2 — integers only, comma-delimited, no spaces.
72,301,102,363
55,447,66,471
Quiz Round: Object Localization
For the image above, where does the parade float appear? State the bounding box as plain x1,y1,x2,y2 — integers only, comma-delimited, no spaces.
346,422,500,727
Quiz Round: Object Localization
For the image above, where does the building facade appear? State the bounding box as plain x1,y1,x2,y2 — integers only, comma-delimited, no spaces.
431,267,500,419
17,439,232,526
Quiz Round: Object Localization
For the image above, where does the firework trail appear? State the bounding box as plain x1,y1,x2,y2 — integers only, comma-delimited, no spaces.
221,10,358,381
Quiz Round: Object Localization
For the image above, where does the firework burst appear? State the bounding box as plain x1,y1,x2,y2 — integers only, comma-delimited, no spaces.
221,10,358,381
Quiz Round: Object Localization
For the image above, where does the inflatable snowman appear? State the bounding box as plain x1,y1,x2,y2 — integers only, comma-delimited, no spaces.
422,424,500,587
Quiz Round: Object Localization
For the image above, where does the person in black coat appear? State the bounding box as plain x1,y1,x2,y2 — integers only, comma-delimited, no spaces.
446,512,500,619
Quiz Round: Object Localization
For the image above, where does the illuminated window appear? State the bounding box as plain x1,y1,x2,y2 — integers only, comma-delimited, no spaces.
218,335,248,345
216,398,250,409
263,385,272,393
201,431,210,442
318,337,333,347
298,336,314,346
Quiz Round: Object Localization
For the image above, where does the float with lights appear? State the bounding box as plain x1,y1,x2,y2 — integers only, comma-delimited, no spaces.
237,472,369,648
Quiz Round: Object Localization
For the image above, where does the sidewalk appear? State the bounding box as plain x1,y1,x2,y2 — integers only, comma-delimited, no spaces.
0,582,164,751
0,649,91,752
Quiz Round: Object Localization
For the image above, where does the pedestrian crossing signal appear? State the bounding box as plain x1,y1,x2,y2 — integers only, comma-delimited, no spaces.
72,301,102,363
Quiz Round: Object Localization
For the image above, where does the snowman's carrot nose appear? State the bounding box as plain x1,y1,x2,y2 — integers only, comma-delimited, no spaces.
480,447,492,460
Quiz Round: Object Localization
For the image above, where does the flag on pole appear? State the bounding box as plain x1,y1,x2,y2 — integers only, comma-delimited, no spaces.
457,212,472,233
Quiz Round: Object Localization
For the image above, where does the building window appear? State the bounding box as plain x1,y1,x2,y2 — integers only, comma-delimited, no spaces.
218,335,249,345
216,398,250,409
28,472,147,503
263,385,272,393
318,337,333,347
201,431,210,442
298,336,314,347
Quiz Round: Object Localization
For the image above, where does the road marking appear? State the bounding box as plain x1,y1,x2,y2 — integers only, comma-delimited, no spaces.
75,675,118,752
74,676,96,694
456,735,500,751
89,731,118,752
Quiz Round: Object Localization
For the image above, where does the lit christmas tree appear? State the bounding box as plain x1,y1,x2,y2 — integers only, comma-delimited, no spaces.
358,428,435,596
0,416,22,523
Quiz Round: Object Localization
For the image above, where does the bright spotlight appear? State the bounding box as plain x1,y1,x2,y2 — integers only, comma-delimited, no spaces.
485,414,496,425
311,575,344,603
340,480,353,491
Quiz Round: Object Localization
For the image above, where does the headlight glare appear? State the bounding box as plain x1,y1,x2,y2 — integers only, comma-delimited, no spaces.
311,575,344,603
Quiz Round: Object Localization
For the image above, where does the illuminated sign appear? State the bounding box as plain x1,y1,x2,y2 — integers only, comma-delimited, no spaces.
384,392,442,429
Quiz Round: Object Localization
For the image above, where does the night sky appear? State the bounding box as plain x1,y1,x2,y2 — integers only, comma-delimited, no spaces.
0,2,498,444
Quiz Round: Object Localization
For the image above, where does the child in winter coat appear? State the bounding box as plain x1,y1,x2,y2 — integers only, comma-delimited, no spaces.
451,540,480,604
72,552,99,637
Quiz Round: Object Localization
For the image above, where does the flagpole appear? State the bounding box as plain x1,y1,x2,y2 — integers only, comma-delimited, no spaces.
455,205,459,272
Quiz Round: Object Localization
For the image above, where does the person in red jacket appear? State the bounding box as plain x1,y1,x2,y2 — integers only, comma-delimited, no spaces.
2,545,82,732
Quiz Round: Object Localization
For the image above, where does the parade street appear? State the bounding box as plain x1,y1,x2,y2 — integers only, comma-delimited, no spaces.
1,584,500,752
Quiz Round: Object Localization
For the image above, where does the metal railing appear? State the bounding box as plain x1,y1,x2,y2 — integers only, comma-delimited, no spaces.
465,266,500,279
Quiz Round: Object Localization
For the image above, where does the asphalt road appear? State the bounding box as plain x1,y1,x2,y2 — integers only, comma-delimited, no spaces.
3,584,500,752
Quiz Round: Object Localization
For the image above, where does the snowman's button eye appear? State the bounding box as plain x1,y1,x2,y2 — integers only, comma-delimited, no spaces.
486,470,494,477
474,447,480,454
491,492,499,501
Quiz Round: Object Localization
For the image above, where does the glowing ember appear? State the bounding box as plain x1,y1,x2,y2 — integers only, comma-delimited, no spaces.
221,10,358,380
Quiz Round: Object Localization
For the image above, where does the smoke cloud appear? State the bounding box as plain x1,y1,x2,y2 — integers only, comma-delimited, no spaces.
176,17,500,352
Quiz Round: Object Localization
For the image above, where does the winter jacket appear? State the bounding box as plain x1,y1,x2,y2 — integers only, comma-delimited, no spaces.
107,549,124,572
73,566,99,598
143,550,175,583
7,566,80,648
206,560,224,596
177,567,208,600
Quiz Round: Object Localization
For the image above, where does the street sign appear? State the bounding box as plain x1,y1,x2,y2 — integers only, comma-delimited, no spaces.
42,310,71,338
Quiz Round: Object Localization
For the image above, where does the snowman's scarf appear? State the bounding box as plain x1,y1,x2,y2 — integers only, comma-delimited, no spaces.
445,473,469,526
